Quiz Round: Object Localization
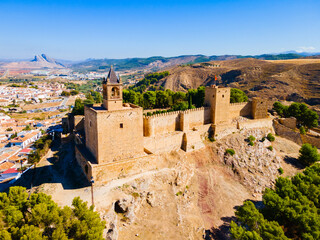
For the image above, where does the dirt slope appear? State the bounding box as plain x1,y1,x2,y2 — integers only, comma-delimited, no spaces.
23,129,302,240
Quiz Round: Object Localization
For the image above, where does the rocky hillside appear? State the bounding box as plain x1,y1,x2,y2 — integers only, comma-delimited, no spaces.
0,54,65,70
155,58,320,105
28,128,302,240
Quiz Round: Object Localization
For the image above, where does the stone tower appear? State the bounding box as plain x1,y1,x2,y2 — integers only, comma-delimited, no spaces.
251,97,268,119
84,67,144,165
204,86,231,124
102,67,123,111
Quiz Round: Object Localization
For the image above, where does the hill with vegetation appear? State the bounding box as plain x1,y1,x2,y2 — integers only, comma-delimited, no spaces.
71,53,307,73
144,58,320,105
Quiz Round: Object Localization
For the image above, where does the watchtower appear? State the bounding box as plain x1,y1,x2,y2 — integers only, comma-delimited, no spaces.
102,67,123,111
205,86,231,124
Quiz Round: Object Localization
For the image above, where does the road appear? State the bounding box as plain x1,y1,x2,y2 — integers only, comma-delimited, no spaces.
10,139,89,192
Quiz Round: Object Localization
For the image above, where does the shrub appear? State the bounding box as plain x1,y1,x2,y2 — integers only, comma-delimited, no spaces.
249,141,254,146
225,149,235,156
267,133,275,142
278,167,284,174
208,136,215,142
267,146,273,151
261,137,266,142
175,191,183,196
298,143,320,166
299,126,306,135
248,135,255,142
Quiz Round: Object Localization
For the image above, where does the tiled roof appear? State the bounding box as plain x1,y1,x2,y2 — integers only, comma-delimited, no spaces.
104,67,120,84
0,161,14,170
2,168,18,174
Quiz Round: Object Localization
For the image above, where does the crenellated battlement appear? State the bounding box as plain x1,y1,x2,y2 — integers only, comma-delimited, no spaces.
143,107,210,119
230,102,249,106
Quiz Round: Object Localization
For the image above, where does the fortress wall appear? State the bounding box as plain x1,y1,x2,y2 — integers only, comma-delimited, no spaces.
302,134,320,149
91,155,161,183
84,106,99,162
229,102,252,119
143,111,181,136
238,118,273,131
273,120,303,145
182,130,206,152
74,115,85,131
252,98,268,119
279,117,297,130
181,107,211,131
144,132,184,154
213,123,238,140
75,145,93,181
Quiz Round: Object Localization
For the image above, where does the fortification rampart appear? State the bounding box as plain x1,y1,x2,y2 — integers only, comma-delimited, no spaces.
143,107,211,137
302,134,320,149
180,107,211,131
143,110,181,136
273,119,303,145
213,118,273,140
229,102,252,119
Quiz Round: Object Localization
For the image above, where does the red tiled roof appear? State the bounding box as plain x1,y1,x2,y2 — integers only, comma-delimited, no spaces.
20,148,32,153
2,168,19,174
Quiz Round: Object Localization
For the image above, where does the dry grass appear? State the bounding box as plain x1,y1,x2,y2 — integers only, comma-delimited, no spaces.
266,59,320,64
8,111,62,120
22,101,61,110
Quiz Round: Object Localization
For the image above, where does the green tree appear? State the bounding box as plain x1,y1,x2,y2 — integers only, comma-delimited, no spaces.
298,143,320,166
155,91,169,108
0,187,105,240
61,91,71,97
72,99,84,115
230,88,248,103
143,91,156,109
70,90,79,96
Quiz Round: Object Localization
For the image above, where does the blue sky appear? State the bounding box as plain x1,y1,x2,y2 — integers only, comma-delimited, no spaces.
0,0,319,60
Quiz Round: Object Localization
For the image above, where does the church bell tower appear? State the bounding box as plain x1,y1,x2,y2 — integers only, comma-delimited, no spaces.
102,67,123,111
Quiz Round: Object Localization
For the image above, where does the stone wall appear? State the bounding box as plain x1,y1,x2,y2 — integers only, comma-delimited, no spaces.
229,102,252,119
273,120,303,145
143,111,181,137
279,117,296,130
212,118,273,140
75,145,93,180
84,106,98,162
144,132,184,154
238,118,273,131
180,107,211,131
91,155,160,183
212,123,238,140
302,134,320,149
143,107,211,137
74,115,85,132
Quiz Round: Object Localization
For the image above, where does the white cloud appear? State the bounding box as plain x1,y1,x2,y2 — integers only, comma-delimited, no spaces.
296,46,316,53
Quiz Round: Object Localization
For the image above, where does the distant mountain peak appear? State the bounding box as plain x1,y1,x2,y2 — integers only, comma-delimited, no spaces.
31,54,65,67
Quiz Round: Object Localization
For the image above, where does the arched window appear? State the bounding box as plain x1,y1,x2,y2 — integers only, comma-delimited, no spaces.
111,87,120,98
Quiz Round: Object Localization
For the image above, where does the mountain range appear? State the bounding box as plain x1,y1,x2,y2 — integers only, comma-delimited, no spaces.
71,52,320,72
0,54,65,70
0,51,320,72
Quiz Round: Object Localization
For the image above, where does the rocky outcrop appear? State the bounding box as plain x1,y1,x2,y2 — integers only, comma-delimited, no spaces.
215,129,282,194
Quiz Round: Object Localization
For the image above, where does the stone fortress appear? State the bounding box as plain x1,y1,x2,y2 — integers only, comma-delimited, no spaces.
74,68,270,183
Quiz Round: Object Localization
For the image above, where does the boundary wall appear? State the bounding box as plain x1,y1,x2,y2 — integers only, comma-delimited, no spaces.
143,107,211,137
229,102,252,119
273,120,303,145
213,118,273,140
